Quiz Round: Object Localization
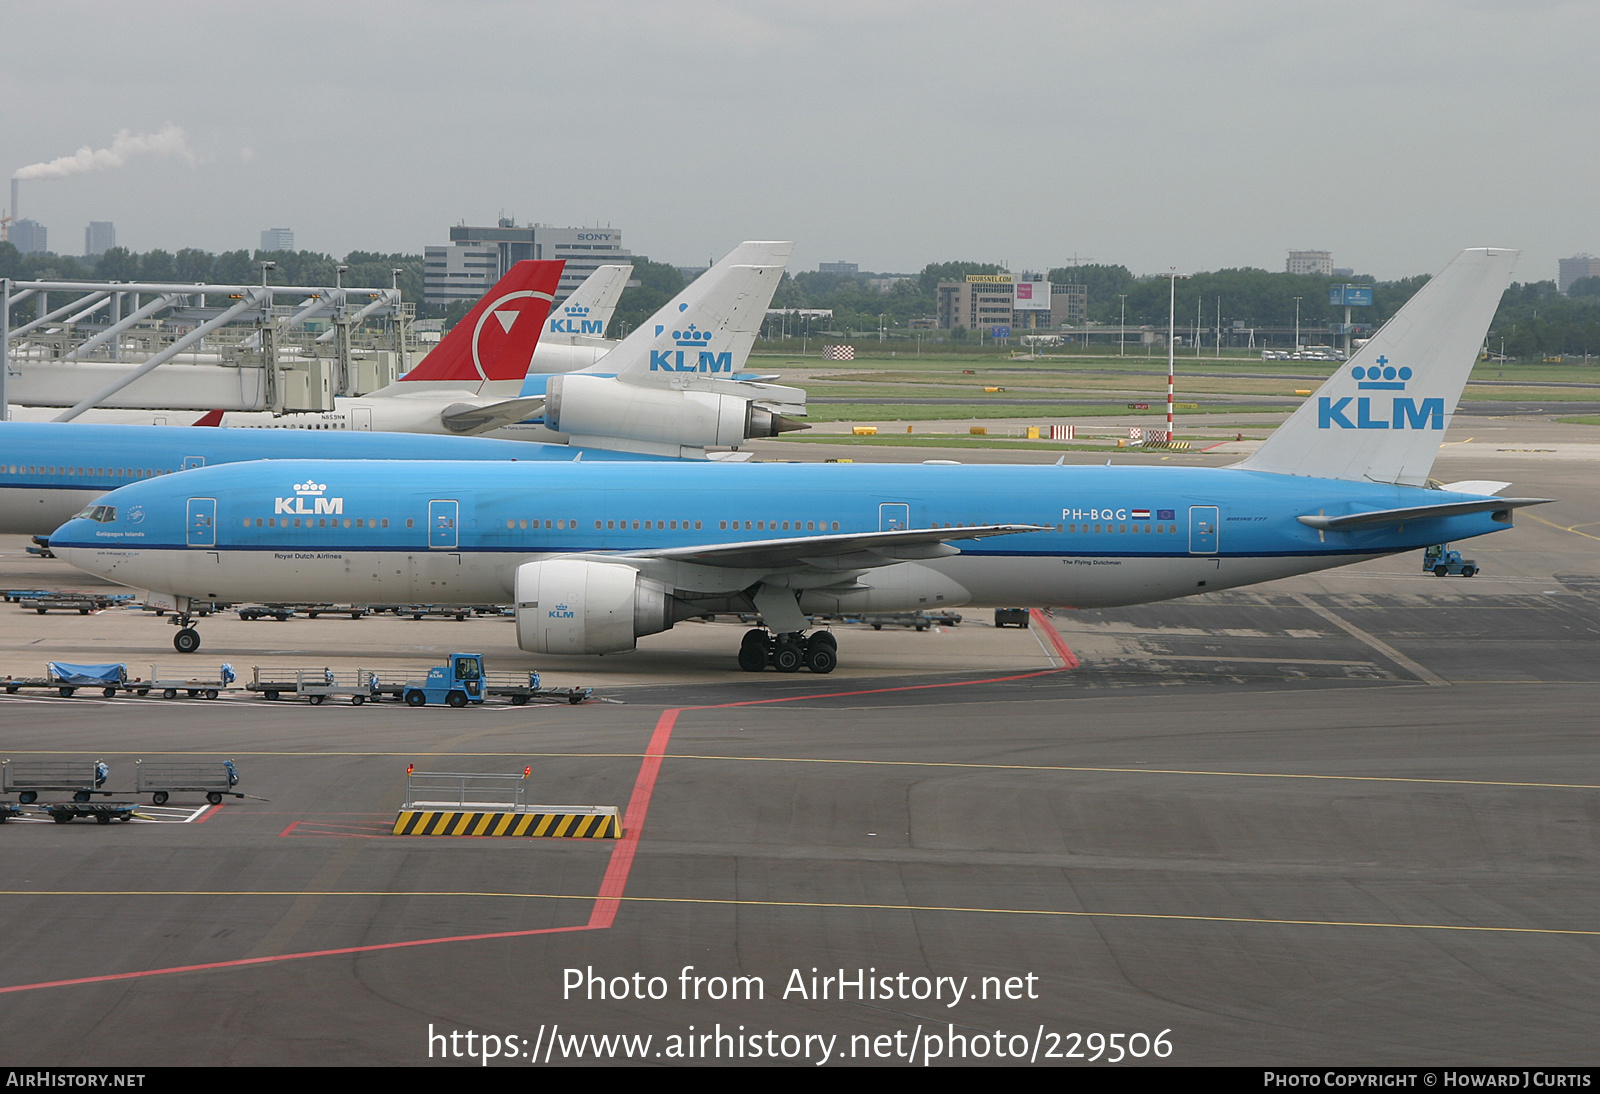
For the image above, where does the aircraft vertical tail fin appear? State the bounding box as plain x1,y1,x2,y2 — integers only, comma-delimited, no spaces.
595,241,793,381
545,264,632,343
400,260,563,385
1237,247,1517,486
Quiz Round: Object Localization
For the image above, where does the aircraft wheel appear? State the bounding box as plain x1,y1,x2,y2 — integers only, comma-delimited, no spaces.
809,631,837,650
405,691,426,707
737,643,768,672
741,628,768,648
1433,565,1448,577
174,628,202,653
446,692,467,708
804,644,838,675
773,642,804,673
152,791,169,805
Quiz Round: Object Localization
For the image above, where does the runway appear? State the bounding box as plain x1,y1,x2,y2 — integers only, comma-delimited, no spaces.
0,426,1595,1066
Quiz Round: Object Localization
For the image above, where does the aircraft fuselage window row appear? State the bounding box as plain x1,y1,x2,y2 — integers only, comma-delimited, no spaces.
7,466,173,478
229,517,1187,536
246,518,394,528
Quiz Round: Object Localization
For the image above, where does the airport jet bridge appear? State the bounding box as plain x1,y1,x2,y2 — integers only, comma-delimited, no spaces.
0,276,416,418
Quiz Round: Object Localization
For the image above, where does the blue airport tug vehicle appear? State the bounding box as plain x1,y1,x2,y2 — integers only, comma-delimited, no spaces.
1423,543,1478,578
401,653,487,708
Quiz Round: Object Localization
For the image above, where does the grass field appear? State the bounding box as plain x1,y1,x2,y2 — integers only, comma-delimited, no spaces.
804,402,1286,423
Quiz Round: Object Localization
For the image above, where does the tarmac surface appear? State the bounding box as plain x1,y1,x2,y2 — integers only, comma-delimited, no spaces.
0,416,1596,1066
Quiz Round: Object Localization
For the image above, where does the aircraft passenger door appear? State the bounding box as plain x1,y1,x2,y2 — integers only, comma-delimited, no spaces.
186,498,216,547
352,406,372,431
1188,506,1219,554
428,500,459,549
182,456,205,470
879,503,910,531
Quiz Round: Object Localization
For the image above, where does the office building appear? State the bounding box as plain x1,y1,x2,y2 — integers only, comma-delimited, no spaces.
424,219,633,306
11,219,47,255
1558,254,1600,294
1287,250,1333,276
84,221,115,256
260,227,295,252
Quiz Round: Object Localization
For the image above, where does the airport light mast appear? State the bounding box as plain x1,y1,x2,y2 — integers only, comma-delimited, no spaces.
1167,269,1177,440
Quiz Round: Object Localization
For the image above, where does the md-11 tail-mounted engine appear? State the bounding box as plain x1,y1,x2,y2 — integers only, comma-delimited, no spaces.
515,559,695,655
544,374,804,454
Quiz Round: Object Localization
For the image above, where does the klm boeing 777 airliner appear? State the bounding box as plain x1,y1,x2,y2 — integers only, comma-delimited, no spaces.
51,249,1546,673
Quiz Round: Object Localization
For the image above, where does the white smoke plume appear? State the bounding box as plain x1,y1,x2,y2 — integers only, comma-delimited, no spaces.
13,124,197,180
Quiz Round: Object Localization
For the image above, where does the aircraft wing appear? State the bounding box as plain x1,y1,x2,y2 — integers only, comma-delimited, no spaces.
1297,497,1550,530
439,397,547,434
614,524,1046,571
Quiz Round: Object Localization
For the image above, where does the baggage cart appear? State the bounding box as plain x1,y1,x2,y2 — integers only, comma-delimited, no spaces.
129,663,237,699
3,663,126,698
3,759,112,804
39,802,137,825
135,759,242,805
247,666,380,705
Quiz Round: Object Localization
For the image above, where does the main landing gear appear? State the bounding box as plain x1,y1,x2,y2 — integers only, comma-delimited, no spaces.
738,628,837,674
170,613,203,654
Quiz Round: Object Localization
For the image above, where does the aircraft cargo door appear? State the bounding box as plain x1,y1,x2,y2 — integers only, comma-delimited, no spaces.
1188,505,1219,554
428,500,458,549
187,498,216,547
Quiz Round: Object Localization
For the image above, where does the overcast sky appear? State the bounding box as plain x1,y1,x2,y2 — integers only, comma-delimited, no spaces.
4,0,1594,283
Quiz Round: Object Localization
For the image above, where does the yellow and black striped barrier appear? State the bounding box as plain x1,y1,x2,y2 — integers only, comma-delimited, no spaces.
392,806,620,838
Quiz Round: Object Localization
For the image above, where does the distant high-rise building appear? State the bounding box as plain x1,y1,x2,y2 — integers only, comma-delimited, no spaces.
424,219,633,306
84,221,116,256
818,261,858,275
11,219,47,255
1287,250,1333,276
260,227,295,252
1558,254,1600,294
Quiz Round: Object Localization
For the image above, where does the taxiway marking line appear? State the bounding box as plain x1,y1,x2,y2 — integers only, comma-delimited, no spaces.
0,890,1592,939
1524,510,1600,543
1290,593,1449,686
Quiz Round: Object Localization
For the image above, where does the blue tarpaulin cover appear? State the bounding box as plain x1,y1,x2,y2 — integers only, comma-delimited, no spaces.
47,662,127,685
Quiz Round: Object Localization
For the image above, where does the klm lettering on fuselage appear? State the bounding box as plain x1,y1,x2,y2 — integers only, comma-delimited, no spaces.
274,480,344,516
1317,358,1443,430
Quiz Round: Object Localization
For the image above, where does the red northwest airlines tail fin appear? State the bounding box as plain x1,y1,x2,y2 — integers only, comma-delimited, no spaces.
401,259,564,384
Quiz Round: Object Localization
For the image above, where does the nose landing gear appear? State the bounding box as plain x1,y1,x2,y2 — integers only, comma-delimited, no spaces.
738,628,837,674
170,612,203,653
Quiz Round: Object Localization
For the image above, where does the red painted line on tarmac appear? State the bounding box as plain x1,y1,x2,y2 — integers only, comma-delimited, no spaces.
1028,609,1080,668
588,708,679,929
0,924,595,996
193,803,223,823
1199,440,1234,452
277,820,301,838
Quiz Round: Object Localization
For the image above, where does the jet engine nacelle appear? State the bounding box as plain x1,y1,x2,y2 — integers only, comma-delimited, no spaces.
545,373,795,449
514,559,675,655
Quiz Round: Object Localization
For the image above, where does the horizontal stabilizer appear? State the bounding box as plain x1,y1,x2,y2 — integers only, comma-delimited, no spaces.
1297,497,1550,530
1438,480,1511,495
439,397,546,434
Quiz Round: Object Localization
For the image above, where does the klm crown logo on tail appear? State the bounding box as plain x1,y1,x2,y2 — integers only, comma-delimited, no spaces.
649,310,733,374
1317,356,1443,431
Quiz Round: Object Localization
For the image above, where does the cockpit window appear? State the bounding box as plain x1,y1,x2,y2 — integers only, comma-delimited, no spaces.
74,505,117,523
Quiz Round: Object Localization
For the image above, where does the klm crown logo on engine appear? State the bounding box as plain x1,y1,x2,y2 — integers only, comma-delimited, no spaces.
1317,355,1443,431
549,302,603,336
548,602,575,620
648,320,733,373
274,480,344,516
